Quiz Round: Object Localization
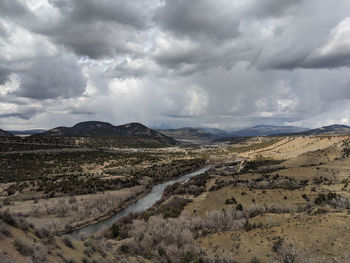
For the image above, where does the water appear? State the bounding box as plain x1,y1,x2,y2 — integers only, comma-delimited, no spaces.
67,166,211,240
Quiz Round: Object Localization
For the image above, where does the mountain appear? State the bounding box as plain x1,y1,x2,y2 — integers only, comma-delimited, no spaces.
158,127,212,142
295,124,350,135
230,125,310,137
38,121,118,137
33,121,177,147
0,129,14,137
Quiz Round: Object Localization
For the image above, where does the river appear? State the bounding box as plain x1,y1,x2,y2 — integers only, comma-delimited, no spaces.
67,166,212,240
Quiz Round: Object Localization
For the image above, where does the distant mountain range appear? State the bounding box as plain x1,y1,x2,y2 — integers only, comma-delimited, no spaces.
159,125,309,141
292,124,350,136
158,127,213,141
229,125,310,137
201,128,229,138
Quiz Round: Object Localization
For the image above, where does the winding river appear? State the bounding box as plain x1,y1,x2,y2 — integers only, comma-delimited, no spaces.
67,166,211,240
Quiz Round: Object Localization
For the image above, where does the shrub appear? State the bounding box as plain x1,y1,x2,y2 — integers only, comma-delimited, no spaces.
68,196,77,204
301,194,308,201
181,251,202,263
0,223,12,237
83,248,93,257
111,224,120,238
314,208,328,215
14,238,33,256
314,193,326,205
0,210,16,227
225,197,237,205
119,244,130,254
63,237,75,249
141,197,192,220
272,237,283,253
236,204,243,211
275,241,297,263
32,243,47,263
34,227,51,240
78,232,87,241
244,221,263,232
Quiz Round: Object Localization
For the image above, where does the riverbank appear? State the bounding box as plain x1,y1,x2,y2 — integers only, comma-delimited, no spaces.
58,186,152,237
62,163,210,238
67,166,212,240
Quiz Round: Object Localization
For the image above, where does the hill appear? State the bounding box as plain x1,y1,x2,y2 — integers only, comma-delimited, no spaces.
294,124,350,135
0,129,14,137
32,121,177,147
230,125,309,137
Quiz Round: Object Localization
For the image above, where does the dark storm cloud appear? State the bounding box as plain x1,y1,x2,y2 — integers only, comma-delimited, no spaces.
155,0,241,40
0,102,43,120
15,55,87,99
249,0,302,18
49,0,149,28
0,110,38,120
155,0,301,41
154,0,350,71
31,0,156,58
0,66,11,85
0,0,28,17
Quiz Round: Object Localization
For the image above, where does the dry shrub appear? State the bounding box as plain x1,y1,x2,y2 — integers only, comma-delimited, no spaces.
128,215,198,261
63,236,75,249
14,238,33,256
0,223,12,238
31,243,48,263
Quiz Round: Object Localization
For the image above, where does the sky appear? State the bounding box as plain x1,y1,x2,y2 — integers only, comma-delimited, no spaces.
1,0,350,130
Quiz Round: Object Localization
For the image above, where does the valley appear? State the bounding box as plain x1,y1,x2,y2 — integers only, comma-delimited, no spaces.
1,122,350,262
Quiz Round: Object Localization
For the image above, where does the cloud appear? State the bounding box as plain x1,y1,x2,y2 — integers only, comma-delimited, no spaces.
27,0,158,59
1,0,350,130
0,0,29,18
0,100,43,120
304,17,350,68
155,0,301,41
0,15,87,100
16,54,87,99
